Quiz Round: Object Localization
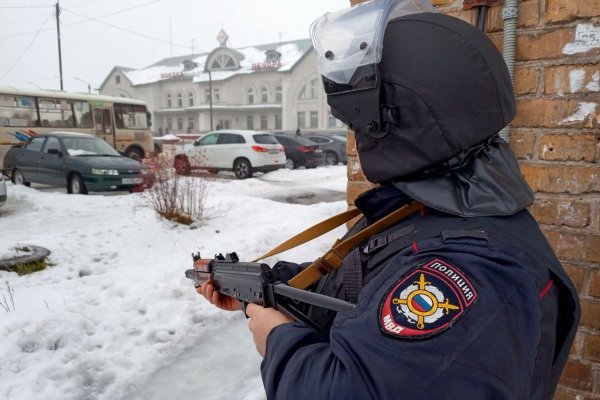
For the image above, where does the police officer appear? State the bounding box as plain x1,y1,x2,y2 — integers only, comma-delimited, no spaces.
199,0,580,398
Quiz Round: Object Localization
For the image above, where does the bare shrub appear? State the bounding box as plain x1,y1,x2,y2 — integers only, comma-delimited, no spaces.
143,152,209,225
1,281,15,312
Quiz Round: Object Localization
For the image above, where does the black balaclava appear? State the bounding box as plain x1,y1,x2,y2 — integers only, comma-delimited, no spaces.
329,13,533,217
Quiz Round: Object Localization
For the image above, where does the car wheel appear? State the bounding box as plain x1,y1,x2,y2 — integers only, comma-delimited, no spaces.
12,169,30,187
233,159,252,179
285,158,295,170
125,147,144,161
174,156,191,175
68,174,88,194
325,151,338,166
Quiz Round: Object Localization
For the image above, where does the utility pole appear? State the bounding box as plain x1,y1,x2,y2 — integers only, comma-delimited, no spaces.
208,70,213,131
55,1,64,91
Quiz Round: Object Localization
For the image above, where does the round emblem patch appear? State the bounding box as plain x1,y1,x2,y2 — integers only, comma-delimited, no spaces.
379,258,478,339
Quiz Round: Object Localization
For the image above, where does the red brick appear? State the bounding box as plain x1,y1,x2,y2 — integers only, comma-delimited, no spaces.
590,269,600,298
347,180,371,206
487,0,539,31
530,198,591,227
514,99,599,129
430,0,454,6
578,298,600,330
584,332,600,362
515,66,540,95
569,330,584,357
520,164,600,194
517,28,576,61
563,263,587,295
553,386,593,400
546,0,600,23
559,360,593,391
545,64,600,95
347,130,357,157
518,0,541,28
544,230,600,263
539,133,599,162
347,158,366,182
510,130,536,160
446,8,476,25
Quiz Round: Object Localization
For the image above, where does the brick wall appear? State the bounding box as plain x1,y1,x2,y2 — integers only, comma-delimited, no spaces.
346,0,600,397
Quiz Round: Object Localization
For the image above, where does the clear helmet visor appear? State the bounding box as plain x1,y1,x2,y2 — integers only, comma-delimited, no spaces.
310,0,436,87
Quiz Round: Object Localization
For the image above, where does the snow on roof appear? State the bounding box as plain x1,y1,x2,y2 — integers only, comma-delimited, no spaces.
121,39,313,86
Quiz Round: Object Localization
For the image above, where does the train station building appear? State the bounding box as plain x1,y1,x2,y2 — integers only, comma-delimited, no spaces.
98,30,344,136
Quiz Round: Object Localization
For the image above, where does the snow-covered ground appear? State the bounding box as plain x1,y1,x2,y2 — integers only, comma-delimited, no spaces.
0,166,349,400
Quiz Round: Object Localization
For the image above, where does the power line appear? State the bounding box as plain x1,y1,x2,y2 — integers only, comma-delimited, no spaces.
0,10,54,28
68,0,105,8
0,11,54,80
0,5,51,9
0,0,172,44
61,6,190,50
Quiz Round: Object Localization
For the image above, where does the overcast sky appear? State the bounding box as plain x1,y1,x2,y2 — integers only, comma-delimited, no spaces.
0,0,349,93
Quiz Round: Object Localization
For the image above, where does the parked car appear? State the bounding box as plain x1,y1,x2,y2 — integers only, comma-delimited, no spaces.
273,134,326,169
0,173,6,207
3,132,149,194
173,130,285,179
305,135,348,165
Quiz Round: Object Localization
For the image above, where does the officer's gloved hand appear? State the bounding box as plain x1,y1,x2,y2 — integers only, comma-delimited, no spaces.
272,261,309,284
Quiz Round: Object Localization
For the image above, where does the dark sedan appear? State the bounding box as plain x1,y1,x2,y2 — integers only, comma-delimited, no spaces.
305,135,348,165
273,134,325,169
3,132,148,194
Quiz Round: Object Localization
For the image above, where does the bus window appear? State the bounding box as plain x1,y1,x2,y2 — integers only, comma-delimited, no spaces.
0,95,37,127
74,101,92,129
39,98,75,128
114,103,149,129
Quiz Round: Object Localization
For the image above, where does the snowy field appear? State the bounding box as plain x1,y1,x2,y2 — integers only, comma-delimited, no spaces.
0,166,349,400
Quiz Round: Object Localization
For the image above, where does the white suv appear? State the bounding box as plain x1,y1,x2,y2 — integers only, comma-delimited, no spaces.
173,130,285,179
0,174,7,208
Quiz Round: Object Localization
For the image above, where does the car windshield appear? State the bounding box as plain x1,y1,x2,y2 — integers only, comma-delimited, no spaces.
332,135,347,143
62,137,121,156
253,133,279,145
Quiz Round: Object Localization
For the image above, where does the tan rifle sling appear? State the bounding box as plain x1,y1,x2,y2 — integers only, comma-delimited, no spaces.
253,201,424,290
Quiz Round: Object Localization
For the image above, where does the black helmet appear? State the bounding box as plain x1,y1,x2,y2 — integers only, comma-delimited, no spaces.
311,1,533,216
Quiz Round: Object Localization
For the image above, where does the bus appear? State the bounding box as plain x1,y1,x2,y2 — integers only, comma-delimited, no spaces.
0,86,154,165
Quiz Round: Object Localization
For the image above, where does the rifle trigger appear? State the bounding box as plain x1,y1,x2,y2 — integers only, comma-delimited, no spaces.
241,301,250,319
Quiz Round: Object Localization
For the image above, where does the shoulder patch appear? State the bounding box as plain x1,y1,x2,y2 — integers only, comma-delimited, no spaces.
379,258,478,340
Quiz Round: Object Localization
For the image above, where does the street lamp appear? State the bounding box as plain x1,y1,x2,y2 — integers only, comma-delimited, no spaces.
74,77,92,93
206,69,213,131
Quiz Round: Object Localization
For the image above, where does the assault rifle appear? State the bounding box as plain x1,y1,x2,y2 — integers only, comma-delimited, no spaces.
185,252,356,333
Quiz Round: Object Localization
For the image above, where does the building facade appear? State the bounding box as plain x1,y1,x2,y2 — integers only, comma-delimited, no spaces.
98,32,344,136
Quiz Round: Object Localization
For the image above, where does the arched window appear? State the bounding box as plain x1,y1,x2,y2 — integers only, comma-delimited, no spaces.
298,79,319,100
261,86,268,103
177,93,183,107
275,85,282,103
167,94,172,108
188,92,194,107
248,88,255,104
211,54,236,70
